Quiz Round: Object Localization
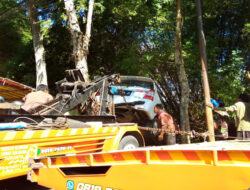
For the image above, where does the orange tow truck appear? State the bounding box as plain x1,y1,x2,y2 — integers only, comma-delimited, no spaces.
0,72,146,180
28,141,250,190
0,122,144,180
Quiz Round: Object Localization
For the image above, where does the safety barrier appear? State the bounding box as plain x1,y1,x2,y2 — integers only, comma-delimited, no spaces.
0,126,119,143
32,143,250,168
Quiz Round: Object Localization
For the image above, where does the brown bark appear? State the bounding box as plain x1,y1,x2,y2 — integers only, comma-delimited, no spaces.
27,0,48,88
246,71,250,83
174,0,190,143
196,0,215,142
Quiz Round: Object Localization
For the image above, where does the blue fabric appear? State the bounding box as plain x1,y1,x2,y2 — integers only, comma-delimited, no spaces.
211,99,219,107
110,86,118,94
0,122,26,130
202,98,219,109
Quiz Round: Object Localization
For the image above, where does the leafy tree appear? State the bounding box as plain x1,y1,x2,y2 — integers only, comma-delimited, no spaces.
0,0,35,86
0,0,249,140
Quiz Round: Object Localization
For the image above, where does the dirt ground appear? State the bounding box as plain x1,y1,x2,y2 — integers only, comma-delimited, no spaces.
0,176,50,190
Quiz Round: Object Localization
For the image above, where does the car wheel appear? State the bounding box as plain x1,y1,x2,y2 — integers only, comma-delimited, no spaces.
151,117,159,136
118,135,140,150
145,117,158,136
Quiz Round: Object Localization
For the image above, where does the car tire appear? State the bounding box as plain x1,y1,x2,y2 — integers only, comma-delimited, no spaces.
151,117,159,136
145,117,158,136
118,135,140,150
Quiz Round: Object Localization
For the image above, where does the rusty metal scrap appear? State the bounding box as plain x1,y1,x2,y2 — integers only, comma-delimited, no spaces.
79,91,100,115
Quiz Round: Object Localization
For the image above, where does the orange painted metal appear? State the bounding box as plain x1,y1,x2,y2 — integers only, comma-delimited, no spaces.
0,77,34,101
28,141,250,190
0,124,143,180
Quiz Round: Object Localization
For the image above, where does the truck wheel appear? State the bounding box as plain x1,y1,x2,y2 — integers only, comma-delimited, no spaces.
118,135,140,150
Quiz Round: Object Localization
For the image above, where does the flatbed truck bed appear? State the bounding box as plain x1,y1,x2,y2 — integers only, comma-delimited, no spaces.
29,140,250,190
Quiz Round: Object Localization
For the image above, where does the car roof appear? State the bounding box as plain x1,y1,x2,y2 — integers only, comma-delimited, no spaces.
120,76,154,83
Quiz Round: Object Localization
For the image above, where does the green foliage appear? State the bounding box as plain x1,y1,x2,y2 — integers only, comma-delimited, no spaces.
213,50,246,104
0,0,249,135
0,0,35,86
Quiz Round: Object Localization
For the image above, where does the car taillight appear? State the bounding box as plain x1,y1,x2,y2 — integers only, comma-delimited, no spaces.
143,89,154,101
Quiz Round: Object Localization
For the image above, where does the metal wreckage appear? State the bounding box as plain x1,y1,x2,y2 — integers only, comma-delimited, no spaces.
0,69,146,180
0,69,249,190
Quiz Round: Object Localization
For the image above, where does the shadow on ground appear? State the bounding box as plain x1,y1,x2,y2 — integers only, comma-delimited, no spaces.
0,176,50,190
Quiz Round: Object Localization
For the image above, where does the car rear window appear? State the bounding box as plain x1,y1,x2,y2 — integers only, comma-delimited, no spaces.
119,80,154,89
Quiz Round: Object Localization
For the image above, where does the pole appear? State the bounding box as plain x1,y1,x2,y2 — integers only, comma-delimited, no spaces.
196,0,215,142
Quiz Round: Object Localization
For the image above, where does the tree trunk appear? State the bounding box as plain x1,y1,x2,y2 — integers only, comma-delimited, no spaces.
246,71,250,83
83,0,94,57
64,0,94,83
26,0,48,88
174,0,190,143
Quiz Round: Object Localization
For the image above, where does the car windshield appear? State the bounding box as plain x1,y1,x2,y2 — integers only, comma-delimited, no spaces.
117,80,154,90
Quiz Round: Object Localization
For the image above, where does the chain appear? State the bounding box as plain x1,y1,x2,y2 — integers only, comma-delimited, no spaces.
138,126,245,140
138,126,210,139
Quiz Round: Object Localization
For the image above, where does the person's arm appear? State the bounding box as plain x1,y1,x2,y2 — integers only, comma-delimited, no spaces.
157,115,165,141
46,94,53,102
23,95,27,102
214,104,237,112
158,126,166,141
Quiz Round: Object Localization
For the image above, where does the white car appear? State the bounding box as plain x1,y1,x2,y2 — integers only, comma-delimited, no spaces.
111,76,162,120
